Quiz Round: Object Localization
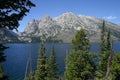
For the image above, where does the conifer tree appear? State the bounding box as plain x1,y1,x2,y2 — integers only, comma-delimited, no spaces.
65,29,96,80
106,29,111,52
99,21,112,79
35,41,47,80
99,21,106,76
111,53,120,80
0,44,6,63
100,21,106,52
47,46,59,80
105,29,114,80
0,1,35,79
0,44,8,80
72,29,89,51
0,0,35,30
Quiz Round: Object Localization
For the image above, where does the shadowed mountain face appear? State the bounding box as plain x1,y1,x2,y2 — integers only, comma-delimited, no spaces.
0,28,18,43
19,12,120,42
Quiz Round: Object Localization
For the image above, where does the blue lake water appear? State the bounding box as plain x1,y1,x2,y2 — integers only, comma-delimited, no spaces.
2,42,120,80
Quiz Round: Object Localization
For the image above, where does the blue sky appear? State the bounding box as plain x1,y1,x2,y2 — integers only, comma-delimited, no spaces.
18,0,120,32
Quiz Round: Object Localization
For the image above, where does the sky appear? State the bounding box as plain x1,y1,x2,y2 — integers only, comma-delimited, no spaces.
18,0,120,32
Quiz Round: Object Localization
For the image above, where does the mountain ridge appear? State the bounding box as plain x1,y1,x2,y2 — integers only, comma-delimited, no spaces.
0,28,18,43
18,12,120,42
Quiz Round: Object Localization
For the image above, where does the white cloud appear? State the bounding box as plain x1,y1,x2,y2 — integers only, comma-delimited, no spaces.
103,16,117,20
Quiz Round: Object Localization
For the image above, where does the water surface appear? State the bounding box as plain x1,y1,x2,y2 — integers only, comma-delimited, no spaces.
3,42,120,80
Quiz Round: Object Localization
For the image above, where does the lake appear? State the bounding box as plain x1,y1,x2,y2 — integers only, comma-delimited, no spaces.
2,42,120,80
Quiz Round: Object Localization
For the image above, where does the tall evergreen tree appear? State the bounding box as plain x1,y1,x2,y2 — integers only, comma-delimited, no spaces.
35,41,47,80
47,46,59,80
99,21,112,79
99,21,108,77
105,29,113,80
65,29,96,80
111,53,120,80
0,44,8,80
0,44,6,63
0,1,35,79
72,29,89,51
100,21,106,52
106,29,111,52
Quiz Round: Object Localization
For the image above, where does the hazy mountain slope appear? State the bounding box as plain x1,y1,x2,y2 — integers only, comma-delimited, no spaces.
0,28,18,43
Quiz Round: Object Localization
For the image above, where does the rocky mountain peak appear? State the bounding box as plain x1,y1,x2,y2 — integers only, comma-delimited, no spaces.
38,15,55,29
30,19,36,23
39,15,52,22
60,12,75,17
24,19,38,33
19,12,120,42
54,12,79,29
54,12,77,20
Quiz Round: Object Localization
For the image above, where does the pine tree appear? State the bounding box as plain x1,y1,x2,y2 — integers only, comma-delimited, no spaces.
105,29,114,80
0,0,35,30
65,29,96,80
35,41,47,80
0,1,35,79
99,21,105,74
99,21,112,79
72,29,89,51
106,29,111,52
0,44,8,80
100,21,106,53
111,53,120,80
99,21,107,77
0,44,6,63
47,46,59,80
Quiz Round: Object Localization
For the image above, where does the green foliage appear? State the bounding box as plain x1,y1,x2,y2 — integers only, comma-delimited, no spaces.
0,44,7,63
35,41,47,80
0,64,8,80
106,29,111,51
0,0,35,79
65,50,96,80
72,28,90,51
99,21,111,77
0,0,35,30
47,47,59,80
0,44,8,79
100,21,106,52
111,53,120,80
65,29,96,80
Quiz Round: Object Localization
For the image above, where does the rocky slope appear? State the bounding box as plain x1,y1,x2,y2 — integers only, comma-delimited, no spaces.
19,12,120,42
0,28,18,43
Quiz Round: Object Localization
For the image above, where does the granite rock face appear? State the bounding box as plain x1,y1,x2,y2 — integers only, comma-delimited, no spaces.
19,12,120,42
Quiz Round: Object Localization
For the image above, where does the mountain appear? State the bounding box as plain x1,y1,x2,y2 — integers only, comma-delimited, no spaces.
0,28,18,43
19,12,120,42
